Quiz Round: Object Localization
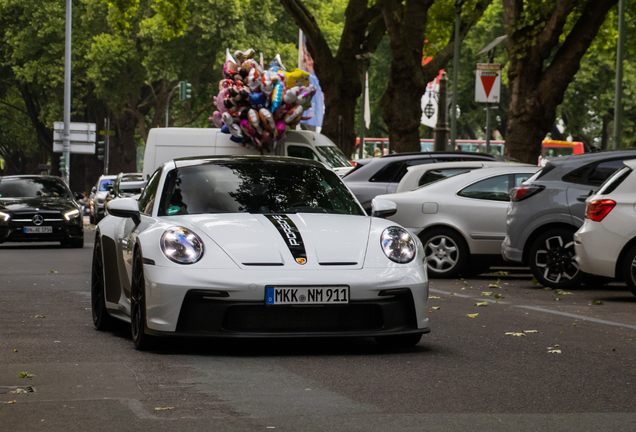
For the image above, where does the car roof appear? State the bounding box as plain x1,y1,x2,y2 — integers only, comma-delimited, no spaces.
404,160,531,175
379,151,498,160
413,165,539,191
546,150,636,167
173,155,326,169
623,159,636,169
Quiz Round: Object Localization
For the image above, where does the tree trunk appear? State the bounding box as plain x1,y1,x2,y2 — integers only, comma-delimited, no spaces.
379,0,491,153
110,114,138,174
320,76,359,157
503,0,617,163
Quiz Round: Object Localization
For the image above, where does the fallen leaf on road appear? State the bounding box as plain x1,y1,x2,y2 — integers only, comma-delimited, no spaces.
489,279,502,289
481,292,493,296
50,270,58,273
4,400,16,404
13,349,18,353
18,372,34,379
524,330,538,333
531,277,540,285
467,314,479,318
556,291,573,295
554,297,562,301
494,294,505,299
542,287,552,291
474,302,489,307
428,295,440,299
11,389,27,394
154,407,174,411
591,299,603,305
547,350,561,354
34,315,47,318
505,332,526,337
431,307,440,310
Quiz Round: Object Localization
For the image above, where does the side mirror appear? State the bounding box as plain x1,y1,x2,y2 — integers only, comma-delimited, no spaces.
371,198,398,218
106,198,141,225
74,192,84,201
91,186,97,194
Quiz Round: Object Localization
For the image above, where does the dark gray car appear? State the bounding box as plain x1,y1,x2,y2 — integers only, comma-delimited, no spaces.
502,150,636,289
344,152,499,213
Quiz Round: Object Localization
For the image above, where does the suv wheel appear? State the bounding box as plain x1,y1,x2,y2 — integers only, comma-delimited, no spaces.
529,228,584,289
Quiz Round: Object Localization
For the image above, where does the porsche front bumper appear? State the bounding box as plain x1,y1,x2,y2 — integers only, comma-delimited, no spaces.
142,264,429,337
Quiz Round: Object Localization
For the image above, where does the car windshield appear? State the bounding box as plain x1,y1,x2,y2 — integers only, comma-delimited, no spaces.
99,179,115,191
0,178,69,198
158,161,365,216
315,146,353,168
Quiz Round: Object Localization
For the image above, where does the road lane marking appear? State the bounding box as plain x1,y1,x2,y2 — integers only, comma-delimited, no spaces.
429,288,636,330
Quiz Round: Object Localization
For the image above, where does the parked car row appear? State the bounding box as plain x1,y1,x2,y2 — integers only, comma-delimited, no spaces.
89,172,145,224
364,149,636,296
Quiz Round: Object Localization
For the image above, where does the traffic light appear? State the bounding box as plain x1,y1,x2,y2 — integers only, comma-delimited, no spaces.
97,141,105,161
59,155,67,172
179,80,192,101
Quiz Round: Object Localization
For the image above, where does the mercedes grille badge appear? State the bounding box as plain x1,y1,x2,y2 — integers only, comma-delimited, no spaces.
32,214,44,226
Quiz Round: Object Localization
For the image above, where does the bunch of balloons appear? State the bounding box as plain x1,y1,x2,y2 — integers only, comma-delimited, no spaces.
210,49,316,152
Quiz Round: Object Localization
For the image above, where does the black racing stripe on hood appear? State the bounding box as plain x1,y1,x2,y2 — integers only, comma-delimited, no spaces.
265,214,307,265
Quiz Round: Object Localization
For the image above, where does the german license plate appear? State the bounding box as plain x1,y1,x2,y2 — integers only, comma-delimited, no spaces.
266,286,349,305
23,226,52,234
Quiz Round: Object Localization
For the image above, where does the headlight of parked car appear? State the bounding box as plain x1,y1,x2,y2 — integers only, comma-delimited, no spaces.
64,209,80,220
0,211,10,222
160,227,204,264
381,226,416,263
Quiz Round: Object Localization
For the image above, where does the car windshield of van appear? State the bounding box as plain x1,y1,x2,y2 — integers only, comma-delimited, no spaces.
315,146,353,168
0,178,70,198
158,162,365,216
544,147,574,157
99,179,115,191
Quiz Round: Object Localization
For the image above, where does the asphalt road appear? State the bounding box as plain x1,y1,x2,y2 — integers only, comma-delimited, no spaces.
1,225,636,431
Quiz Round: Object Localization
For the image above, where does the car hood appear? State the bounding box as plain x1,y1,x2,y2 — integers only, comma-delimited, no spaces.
179,213,371,269
0,197,77,213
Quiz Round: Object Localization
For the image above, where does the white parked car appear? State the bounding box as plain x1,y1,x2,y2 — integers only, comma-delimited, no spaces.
93,156,429,350
575,160,636,295
373,165,539,278
396,161,531,193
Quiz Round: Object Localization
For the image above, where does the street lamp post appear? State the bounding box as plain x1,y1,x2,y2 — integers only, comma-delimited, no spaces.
62,0,72,184
613,0,626,150
450,0,464,152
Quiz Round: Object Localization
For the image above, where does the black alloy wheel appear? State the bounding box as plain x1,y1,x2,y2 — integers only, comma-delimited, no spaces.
529,228,584,289
91,236,114,330
131,250,154,350
622,244,636,297
419,228,470,278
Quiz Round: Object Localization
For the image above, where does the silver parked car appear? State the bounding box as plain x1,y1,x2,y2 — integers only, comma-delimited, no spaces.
374,165,539,278
89,175,117,224
503,150,636,289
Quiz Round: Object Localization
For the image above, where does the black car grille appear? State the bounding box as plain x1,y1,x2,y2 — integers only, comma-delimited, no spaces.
176,290,418,335
10,211,64,222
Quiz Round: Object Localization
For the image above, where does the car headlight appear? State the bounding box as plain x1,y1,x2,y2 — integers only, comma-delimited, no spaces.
381,226,416,263
64,209,80,220
160,227,204,264
0,211,10,222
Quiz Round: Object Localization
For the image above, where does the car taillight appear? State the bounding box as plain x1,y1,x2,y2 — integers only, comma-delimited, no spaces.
586,199,616,222
510,185,545,202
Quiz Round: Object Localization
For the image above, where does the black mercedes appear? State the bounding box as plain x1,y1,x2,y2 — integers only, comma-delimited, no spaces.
0,175,84,247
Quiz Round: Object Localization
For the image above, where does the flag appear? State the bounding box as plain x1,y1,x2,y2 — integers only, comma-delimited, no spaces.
364,72,370,129
299,30,324,128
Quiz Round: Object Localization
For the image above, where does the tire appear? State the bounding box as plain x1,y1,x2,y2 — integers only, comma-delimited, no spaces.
375,333,422,349
91,237,114,330
529,228,584,289
622,244,636,297
419,228,470,278
131,250,155,350
89,213,95,225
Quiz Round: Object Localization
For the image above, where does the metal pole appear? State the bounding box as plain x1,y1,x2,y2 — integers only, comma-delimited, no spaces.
104,117,110,175
63,0,72,184
613,0,626,150
358,60,367,160
450,0,462,151
485,104,491,154
165,83,181,128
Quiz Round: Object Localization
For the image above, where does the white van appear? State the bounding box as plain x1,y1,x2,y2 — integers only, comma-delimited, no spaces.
142,128,354,179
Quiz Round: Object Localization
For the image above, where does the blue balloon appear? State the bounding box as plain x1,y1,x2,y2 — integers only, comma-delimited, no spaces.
221,124,230,134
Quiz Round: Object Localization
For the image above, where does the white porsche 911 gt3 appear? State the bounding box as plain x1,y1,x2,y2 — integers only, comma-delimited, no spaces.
92,156,429,350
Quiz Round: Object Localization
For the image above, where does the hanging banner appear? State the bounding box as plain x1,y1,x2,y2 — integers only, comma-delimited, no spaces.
475,63,501,103
299,30,324,127
421,68,444,128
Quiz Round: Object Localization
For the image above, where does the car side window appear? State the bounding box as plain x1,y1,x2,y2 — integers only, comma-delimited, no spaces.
137,169,162,215
418,168,472,187
369,162,406,183
458,174,511,202
515,173,533,186
287,145,320,161
586,159,630,186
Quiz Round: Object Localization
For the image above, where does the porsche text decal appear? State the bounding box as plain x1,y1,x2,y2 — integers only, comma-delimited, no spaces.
265,214,307,265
